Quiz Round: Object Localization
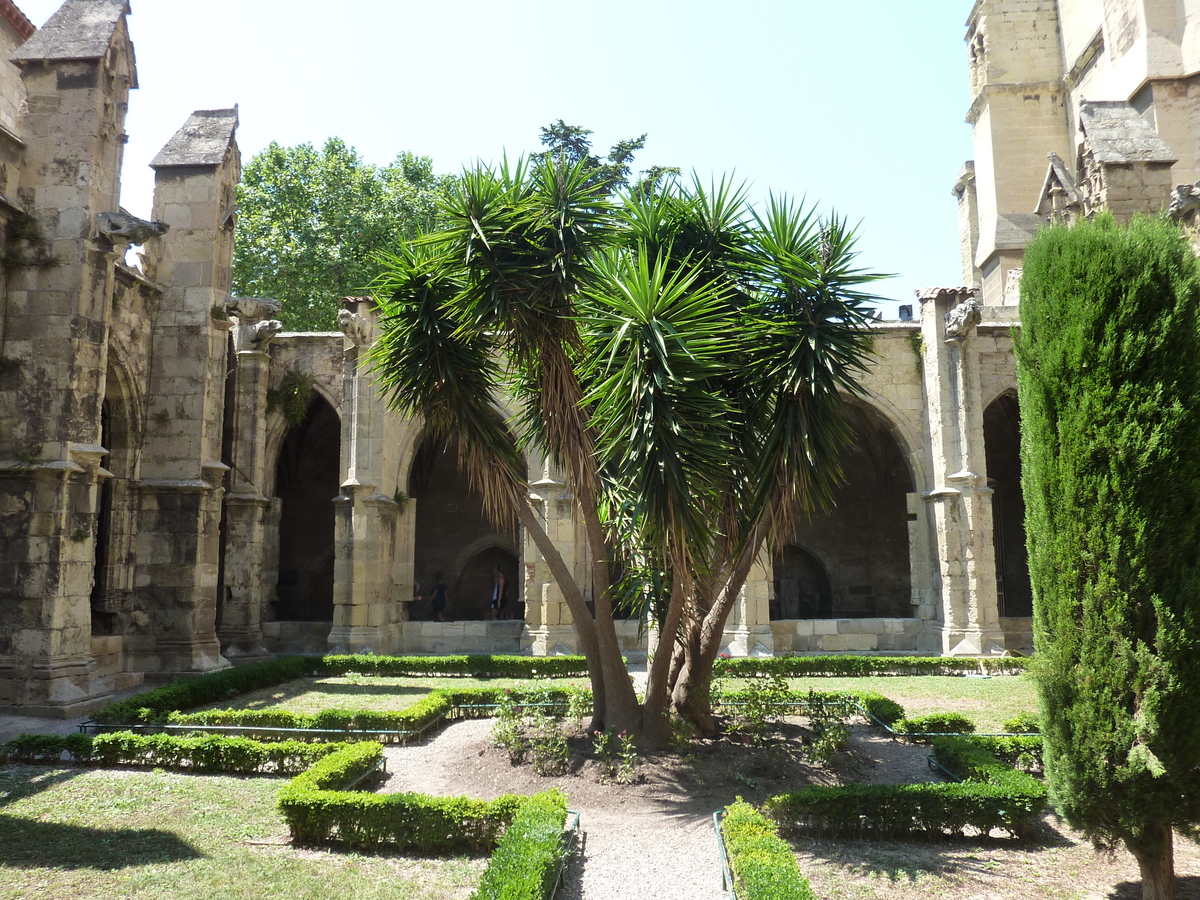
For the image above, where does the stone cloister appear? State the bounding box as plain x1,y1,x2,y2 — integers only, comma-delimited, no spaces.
8,0,1196,716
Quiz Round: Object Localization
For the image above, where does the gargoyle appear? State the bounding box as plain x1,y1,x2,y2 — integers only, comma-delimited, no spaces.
337,309,373,347
1169,182,1200,221
944,295,981,340
250,319,283,348
225,296,282,323
96,212,169,244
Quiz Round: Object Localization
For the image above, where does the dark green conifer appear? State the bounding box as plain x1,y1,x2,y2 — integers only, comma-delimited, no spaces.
1017,214,1200,900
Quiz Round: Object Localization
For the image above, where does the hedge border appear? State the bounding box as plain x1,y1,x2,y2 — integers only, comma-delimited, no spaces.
472,790,571,900
90,654,590,726
0,731,349,775
714,655,1027,679
720,799,815,900
765,735,1047,840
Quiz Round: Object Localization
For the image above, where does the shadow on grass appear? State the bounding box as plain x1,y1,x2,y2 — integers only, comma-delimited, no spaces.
0,766,82,806
209,678,435,711
1108,876,1200,899
0,814,204,869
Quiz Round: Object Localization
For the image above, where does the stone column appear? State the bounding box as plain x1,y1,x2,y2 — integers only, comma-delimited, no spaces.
218,299,282,659
917,287,1006,656
0,1,137,714
329,299,402,654
721,554,775,657
521,466,582,656
128,109,242,677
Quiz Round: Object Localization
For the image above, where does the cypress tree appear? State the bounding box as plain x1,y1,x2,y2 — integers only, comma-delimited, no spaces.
1017,214,1200,900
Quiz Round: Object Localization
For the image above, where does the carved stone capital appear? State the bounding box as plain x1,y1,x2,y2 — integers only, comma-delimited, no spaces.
1169,182,1200,222
226,296,282,324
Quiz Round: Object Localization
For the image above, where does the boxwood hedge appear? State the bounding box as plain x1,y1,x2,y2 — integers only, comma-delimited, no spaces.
722,799,815,900
472,789,569,900
713,655,1027,679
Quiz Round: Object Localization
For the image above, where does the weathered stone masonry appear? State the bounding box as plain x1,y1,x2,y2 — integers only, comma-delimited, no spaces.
8,0,1194,714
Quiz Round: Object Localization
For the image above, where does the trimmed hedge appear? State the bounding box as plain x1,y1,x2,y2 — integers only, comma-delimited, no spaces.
765,780,1045,840
714,688,905,727
896,712,976,737
323,654,589,679
1002,712,1040,734
932,735,1044,780
713,655,1027,679
722,799,815,900
92,655,587,726
278,741,522,851
472,790,569,900
767,736,1047,840
1,731,347,775
168,687,573,741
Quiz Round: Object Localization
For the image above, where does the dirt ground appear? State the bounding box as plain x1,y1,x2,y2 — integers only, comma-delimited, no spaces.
377,715,1200,900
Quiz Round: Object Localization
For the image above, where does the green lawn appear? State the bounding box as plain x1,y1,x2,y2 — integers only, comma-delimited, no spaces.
208,674,580,716
0,766,483,900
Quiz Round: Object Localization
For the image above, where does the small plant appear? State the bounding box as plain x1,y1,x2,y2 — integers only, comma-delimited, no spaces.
267,370,315,427
491,692,525,764
805,690,852,763
210,304,230,321
592,728,618,780
736,673,792,744
527,710,569,776
615,730,638,784
566,682,591,726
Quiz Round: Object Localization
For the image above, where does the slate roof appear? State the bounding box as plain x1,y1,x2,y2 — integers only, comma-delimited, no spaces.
2,1,35,40
12,0,127,63
151,108,239,169
1079,100,1177,164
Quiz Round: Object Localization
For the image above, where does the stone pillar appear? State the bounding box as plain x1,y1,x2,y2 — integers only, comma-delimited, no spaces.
329,299,403,654
917,287,1006,656
721,554,775,657
521,466,581,656
0,1,138,714
218,298,282,659
128,109,242,677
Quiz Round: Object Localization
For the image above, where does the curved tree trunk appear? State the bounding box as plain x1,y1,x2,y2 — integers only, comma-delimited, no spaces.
1127,825,1176,900
514,501,607,731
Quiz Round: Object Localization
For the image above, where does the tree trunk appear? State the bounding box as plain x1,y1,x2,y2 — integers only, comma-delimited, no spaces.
640,568,689,747
1127,825,1176,900
514,501,607,731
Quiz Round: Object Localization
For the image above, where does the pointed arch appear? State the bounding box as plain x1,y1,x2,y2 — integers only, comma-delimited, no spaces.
984,389,1031,617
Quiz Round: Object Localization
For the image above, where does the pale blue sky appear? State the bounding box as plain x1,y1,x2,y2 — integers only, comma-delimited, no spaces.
17,1,977,312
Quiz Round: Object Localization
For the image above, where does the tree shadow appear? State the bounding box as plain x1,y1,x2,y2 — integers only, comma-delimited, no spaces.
1108,876,1200,899
203,678,434,711
0,765,82,806
0,815,204,869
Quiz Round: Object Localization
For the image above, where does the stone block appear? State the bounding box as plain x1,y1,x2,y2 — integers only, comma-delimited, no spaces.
813,619,838,635
819,633,877,652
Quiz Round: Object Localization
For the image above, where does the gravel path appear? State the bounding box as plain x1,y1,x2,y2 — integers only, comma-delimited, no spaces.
381,719,728,899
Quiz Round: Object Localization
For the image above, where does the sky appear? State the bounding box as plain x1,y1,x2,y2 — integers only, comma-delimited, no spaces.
16,0,977,315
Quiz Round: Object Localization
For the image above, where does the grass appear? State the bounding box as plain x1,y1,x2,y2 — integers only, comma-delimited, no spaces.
204,674,580,716
0,765,484,900
719,674,1039,733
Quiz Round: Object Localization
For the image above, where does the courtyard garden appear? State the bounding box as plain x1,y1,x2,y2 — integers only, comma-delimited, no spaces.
1,654,1197,899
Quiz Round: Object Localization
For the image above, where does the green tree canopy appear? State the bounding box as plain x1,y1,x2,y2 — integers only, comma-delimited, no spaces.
370,155,881,743
232,138,449,331
1018,213,1200,900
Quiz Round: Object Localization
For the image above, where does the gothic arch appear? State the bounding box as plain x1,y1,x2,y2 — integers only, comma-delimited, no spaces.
772,394,916,618
983,389,1031,617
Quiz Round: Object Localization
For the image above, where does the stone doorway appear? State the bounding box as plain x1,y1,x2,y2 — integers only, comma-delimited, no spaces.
984,391,1032,618
273,394,340,623
775,400,914,618
408,435,520,622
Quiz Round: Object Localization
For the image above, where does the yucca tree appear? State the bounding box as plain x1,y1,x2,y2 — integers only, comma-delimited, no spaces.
372,160,882,743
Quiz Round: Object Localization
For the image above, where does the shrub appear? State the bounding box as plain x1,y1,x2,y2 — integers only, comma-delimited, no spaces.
711,655,1027,679
1001,712,1039,734
896,712,976,737
1,731,344,775
765,779,1046,840
721,799,815,900
321,654,589,679
472,790,569,900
